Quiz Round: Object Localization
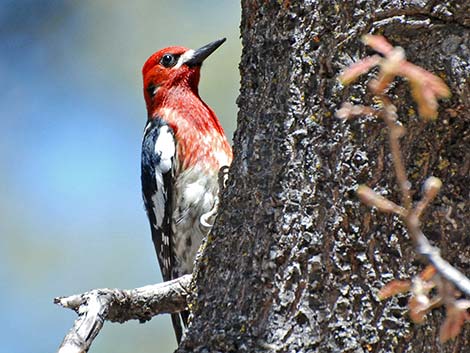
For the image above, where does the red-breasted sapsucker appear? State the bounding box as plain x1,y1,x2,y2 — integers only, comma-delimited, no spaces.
141,38,232,343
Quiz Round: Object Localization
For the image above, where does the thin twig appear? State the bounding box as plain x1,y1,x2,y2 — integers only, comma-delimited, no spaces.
55,274,192,353
380,96,412,210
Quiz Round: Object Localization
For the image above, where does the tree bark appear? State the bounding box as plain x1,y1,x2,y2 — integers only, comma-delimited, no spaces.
178,1,470,352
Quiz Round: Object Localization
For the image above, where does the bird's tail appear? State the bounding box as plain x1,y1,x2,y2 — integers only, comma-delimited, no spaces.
171,310,190,344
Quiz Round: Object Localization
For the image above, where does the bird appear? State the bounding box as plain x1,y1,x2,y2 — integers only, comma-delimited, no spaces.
140,38,232,344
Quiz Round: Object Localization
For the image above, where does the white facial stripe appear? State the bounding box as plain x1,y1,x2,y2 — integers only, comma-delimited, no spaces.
175,49,195,68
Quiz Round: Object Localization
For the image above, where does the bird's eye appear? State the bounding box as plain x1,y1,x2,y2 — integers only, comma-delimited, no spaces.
160,54,177,68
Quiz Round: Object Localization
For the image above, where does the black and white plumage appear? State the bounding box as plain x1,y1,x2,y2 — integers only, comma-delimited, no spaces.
141,118,175,281
140,38,232,345
142,116,223,277
141,116,224,343
141,117,188,342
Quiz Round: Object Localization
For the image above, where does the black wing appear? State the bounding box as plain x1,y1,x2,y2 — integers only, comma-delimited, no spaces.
141,118,175,282
141,117,188,343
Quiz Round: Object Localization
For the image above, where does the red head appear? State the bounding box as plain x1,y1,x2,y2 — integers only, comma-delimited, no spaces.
142,38,226,117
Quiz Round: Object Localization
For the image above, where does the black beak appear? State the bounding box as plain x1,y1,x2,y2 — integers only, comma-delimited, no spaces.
184,38,226,67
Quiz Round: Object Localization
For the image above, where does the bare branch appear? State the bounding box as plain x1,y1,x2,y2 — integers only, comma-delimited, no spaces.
55,274,192,353
380,96,412,210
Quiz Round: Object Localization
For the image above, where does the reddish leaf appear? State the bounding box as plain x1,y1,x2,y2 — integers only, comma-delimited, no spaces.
413,83,439,120
419,265,437,281
339,55,381,85
439,301,470,342
408,294,431,324
401,62,450,120
362,35,394,55
400,62,450,99
378,280,411,300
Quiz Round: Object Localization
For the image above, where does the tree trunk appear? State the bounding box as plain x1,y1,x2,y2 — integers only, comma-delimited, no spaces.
178,1,470,352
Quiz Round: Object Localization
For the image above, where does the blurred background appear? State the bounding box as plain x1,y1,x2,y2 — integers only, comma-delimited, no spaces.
0,1,240,352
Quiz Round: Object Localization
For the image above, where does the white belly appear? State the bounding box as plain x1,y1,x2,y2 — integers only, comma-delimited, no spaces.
172,165,219,276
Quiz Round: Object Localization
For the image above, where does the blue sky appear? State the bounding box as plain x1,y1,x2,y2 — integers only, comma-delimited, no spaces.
0,1,240,352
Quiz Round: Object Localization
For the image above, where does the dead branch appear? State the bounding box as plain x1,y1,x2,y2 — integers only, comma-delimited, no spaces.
55,274,191,353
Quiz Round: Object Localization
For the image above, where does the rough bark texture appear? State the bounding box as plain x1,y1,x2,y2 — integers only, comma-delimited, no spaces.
179,1,470,352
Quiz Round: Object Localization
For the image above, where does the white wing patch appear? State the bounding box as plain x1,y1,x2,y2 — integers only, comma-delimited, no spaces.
155,125,175,175
151,125,175,227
